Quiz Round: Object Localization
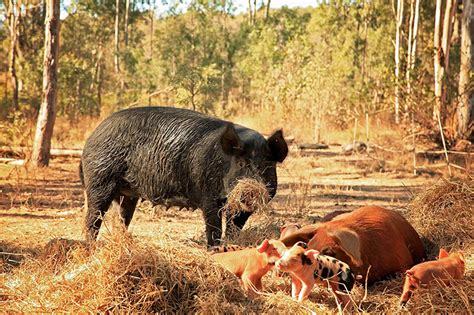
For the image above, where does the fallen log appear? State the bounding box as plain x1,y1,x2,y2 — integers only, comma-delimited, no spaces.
0,146,82,158
298,143,329,150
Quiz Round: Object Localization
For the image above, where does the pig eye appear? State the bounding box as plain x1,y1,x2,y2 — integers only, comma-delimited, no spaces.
409,285,416,290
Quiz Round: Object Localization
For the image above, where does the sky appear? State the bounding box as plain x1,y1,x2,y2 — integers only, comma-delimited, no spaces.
59,0,317,19
234,0,316,12
150,0,316,17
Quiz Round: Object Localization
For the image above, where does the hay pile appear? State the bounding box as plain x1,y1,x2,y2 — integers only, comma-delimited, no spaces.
1,231,249,313
407,177,474,253
225,178,270,215
392,176,474,312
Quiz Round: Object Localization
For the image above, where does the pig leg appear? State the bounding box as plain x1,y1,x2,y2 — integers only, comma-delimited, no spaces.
297,277,315,302
225,211,252,239
112,195,139,227
291,275,302,299
203,203,224,246
84,181,117,241
231,211,252,230
241,273,258,295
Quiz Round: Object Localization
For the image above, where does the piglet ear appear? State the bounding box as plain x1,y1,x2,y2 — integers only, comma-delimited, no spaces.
220,123,244,156
257,239,269,253
458,251,465,264
267,129,288,163
438,248,449,259
405,270,414,276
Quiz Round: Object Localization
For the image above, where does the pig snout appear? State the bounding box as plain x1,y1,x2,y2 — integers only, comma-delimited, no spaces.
275,259,284,270
400,290,413,307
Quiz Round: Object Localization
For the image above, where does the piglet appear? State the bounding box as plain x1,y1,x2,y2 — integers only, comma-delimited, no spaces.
211,239,287,294
275,241,356,306
400,248,465,306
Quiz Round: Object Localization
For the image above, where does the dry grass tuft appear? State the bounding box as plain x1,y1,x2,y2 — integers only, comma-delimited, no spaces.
225,178,270,215
407,177,474,254
404,275,474,313
2,231,250,313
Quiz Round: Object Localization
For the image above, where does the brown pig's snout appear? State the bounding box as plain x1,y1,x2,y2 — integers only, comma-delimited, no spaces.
275,259,283,270
275,258,289,270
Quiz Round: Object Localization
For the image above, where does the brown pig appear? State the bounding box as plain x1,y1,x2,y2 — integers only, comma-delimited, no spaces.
275,241,356,306
211,239,287,294
400,248,466,306
279,206,426,284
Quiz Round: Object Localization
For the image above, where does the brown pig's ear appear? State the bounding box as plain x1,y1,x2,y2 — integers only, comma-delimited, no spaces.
330,228,363,268
257,239,269,253
438,248,449,259
304,249,320,263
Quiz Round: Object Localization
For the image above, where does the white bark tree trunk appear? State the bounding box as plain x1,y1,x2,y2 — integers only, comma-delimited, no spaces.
31,0,60,167
434,0,443,120
394,0,404,124
456,0,472,138
406,0,420,117
114,0,120,73
124,0,130,47
7,0,19,111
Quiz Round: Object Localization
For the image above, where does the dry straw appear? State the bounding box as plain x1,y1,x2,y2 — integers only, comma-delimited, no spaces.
407,177,474,253
1,178,473,313
2,231,249,313
224,178,270,215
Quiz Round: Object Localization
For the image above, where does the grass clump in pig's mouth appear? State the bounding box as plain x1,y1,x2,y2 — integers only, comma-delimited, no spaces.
224,178,271,216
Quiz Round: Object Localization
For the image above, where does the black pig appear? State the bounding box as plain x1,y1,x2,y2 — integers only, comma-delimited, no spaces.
80,106,288,246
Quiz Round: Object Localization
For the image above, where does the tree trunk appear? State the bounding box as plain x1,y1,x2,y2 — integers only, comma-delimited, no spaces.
114,0,120,73
434,0,443,120
410,0,421,70
253,0,257,24
456,0,472,138
31,0,60,167
124,0,130,47
150,5,154,61
394,0,403,124
248,0,252,23
441,0,456,73
265,0,271,21
406,0,415,99
406,0,420,117
8,0,19,111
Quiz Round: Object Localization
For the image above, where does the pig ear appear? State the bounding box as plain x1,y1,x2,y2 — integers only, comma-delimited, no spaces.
331,228,363,267
438,248,449,259
257,239,269,253
305,249,320,262
220,123,244,156
458,251,465,264
267,129,288,163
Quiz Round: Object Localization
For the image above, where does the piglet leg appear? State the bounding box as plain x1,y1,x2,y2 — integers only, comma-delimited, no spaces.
297,277,315,302
291,275,302,299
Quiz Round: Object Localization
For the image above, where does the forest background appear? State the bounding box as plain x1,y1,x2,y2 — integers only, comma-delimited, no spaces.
0,0,472,162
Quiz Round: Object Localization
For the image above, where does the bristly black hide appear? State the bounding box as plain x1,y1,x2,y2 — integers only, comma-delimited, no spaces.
80,106,288,246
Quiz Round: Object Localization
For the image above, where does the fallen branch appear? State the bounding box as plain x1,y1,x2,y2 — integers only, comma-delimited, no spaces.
0,146,82,158
368,143,399,153
297,143,329,150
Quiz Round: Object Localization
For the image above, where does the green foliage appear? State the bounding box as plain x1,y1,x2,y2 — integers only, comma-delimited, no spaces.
0,0,463,140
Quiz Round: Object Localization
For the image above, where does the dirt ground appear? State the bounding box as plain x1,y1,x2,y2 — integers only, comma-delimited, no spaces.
0,146,440,254
0,146,471,313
